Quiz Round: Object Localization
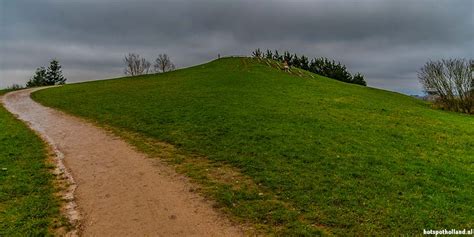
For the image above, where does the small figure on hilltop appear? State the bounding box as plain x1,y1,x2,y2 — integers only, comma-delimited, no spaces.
283,60,290,72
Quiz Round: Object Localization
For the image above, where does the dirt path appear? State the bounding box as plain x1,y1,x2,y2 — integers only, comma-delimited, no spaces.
2,88,243,237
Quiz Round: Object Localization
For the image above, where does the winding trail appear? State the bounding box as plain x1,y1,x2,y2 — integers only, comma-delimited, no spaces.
2,88,243,236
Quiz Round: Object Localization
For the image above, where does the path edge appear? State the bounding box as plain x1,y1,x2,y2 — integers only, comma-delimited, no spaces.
1,88,81,236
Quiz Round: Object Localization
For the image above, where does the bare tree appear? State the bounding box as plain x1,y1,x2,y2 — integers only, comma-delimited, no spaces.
418,58,473,113
154,54,175,73
124,53,151,76
143,59,151,74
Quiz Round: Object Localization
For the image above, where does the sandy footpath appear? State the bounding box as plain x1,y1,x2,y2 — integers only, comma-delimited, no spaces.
2,88,243,237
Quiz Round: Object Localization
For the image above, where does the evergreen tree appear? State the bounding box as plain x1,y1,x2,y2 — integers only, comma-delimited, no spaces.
309,57,354,84
265,49,273,59
352,73,367,86
26,67,47,87
46,59,66,85
283,51,293,64
252,48,262,58
300,55,310,70
273,50,282,61
253,49,367,86
291,54,300,67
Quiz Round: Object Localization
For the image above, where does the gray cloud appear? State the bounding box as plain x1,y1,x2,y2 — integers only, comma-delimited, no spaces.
1,0,473,94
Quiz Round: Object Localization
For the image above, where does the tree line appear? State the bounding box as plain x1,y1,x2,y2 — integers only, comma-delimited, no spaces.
20,53,175,89
26,59,66,87
251,49,367,86
418,58,473,114
123,53,175,76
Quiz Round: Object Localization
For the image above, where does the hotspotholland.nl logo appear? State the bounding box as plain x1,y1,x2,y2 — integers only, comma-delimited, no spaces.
423,229,473,235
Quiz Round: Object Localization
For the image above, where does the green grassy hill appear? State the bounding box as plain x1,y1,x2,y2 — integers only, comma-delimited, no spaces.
33,57,473,236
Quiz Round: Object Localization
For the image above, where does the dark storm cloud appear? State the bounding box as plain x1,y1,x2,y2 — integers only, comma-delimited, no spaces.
1,0,473,93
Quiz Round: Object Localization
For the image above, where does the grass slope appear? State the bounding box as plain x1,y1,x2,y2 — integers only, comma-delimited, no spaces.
33,58,473,236
0,90,63,235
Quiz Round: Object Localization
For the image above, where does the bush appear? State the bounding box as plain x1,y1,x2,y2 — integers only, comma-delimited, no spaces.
418,59,473,114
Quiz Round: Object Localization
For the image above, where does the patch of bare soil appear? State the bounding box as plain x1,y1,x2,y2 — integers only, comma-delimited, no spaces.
2,88,243,236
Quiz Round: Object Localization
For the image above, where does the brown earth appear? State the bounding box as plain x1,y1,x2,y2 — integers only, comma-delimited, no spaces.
2,88,244,237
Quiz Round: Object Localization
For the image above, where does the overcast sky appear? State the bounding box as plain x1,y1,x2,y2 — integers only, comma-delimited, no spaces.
1,0,473,94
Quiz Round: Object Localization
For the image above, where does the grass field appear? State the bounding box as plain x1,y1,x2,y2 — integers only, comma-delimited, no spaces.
0,89,64,235
33,57,473,236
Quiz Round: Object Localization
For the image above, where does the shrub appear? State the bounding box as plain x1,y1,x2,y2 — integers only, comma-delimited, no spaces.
418,59,473,114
